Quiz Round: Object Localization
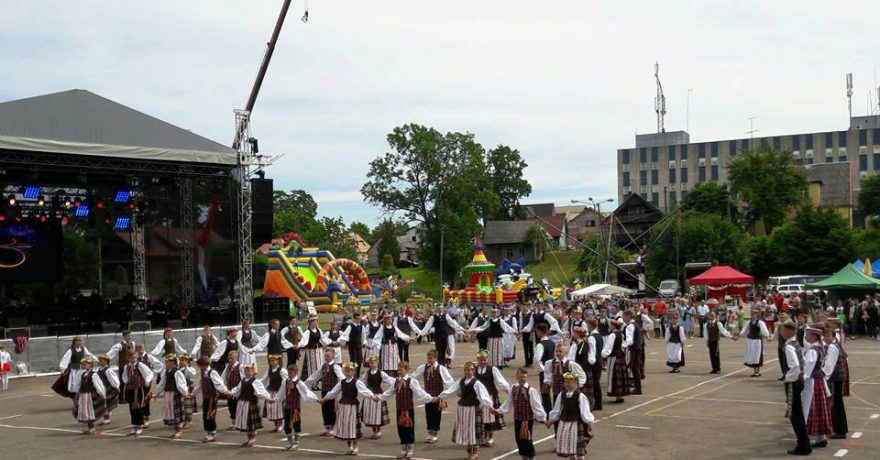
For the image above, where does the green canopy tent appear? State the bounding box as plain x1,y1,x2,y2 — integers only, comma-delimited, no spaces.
806,264,880,291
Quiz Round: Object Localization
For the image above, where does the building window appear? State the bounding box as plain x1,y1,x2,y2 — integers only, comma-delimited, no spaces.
825,132,833,147
652,184,659,193
640,170,647,185
622,172,630,185
805,149,813,159
793,150,800,159
839,147,847,161
680,144,688,159
669,168,676,184
875,145,880,154
728,140,736,157
710,157,718,166
792,135,801,151
518,246,526,256
622,164,630,172
860,130,868,146
805,134,814,150
711,165,719,181
699,168,706,182
698,158,706,167
711,142,718,157
681,190,688,200
860,146,868,155
639,186,647,194
860,155,868,171
506,248,514,259
651,147,658,162
641,193,648,201
623,186,631,194
681,183,688,191
651,170,659,183
669,147,676,161
681,168,688,183
651,192,659,206
874,153,880,170
669,160,676,169
651,162,658,170
584,220,596,227
825,147,833,162
640,148,647,163
740,138,749,152
839,131,847,147
698,144,706,158
622,150,630,164
640,163,647,171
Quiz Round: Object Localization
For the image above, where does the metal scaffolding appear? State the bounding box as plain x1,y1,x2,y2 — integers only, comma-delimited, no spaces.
179,178,194,310
132,217,147,300
234,109,254,322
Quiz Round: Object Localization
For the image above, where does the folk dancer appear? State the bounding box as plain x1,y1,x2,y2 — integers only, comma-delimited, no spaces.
364,312,383,363
803,324,833,449
780,321,811,456
562,307,584,346
156,354,191,439
496,367,547,460
151,327,186,359
533,323,556,412
738,308,771,377
522,303,563,346
280,317,302,368
191,325,220,372
704,311,735,374
177,353,198,428
239,319,259,363
546,372,594,460
135,342,162,427
71,358,106,435
665,312,686,373
379,360,434,459
396,311,419,362
257,319,294,367
469,309,517,368
281,363,319,451
121,351,154,437
418,304,466,367
106,329,136,393
220,350,244,430
192,357,230,443
475,349,511,446
542,344,586,424
621,310,644,394
229,363,274,447
212,327,256,370
519,305,536,367
822,327,848,439
585,319,605,410
411,349,455,444
95,355,120,425
376,313,411,377
435,361,495,460
304,349,345,436
321,362,380,456
260,354,288,432
604,320,629,403
361,356,393,439
322,321,344,364
567,325,596,408
471,307,491,352
501,305,519,366
341,311,367,373
825,317,850,398
52,336,96,399
297,315,325,383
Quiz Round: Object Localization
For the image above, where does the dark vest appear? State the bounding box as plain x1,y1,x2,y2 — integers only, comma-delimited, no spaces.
559,390,582,422
98,367,117,396
347,324,363,347
201,371,218,400
395,378,414,411
432,314,450,337
611,331,625,358
305,328,322,349
368,323,381,340
747,320,762,340
458,378,479,406
597,318,610,336
365,370,384,393
809,344,826,379
423,363,444,396
796,326,806,347
79,370,95,394
396,316,412,334
383,326,397,344
327,330,341,347
218,339,239,364
284,378,302,410
339,379,359,405
668,326,682,344
241,329,255,347
284,326,302,347
782,340,804,381
574,339,591,370
590,331,604,363
164,368,180,394
628,322,643,350
475,366,497,397
69,347,85,370
829,342,848,382
239,377,257,403
512,385,534,420
199,335,215,356
164,339,177,356
706,321,720,342
476,315,490,338
267,367,283,392
539,338,555,364
488,319,503,338
117,341,135,369
267,330,284,354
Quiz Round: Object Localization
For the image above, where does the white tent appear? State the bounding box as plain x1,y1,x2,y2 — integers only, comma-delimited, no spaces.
570,283,635,298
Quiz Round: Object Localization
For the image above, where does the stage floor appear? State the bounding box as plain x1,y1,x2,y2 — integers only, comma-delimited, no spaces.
2,334,879,459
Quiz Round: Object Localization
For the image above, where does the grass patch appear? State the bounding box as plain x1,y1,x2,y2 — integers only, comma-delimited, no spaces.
396,267,442,301
528,250,582,287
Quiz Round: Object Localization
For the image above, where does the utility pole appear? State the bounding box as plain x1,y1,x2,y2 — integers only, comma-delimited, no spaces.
746,117,759,142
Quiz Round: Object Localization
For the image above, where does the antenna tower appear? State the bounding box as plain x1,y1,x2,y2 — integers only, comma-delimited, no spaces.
654,62,666,133
846,73,853,119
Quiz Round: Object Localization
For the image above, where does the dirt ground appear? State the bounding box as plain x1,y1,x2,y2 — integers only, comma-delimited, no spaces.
1,334,878,460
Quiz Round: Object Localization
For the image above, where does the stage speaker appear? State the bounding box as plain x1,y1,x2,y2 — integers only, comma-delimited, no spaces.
251,178,274,248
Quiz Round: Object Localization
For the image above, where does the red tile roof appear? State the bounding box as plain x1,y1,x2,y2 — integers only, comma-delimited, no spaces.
529,215,565,238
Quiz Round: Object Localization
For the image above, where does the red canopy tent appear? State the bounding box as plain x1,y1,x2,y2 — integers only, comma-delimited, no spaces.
688,266,754,301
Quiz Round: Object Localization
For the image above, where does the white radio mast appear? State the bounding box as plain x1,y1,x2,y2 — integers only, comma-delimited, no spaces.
846,73,853,119
654,62,666,133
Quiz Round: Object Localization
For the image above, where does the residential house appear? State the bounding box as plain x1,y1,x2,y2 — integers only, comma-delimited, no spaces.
806,162,853,226
523,203,555,217
567,207,605,245
528,215,568,250
482,220,544,265
609,193,664,250
366,226,421,268
347,232,371,266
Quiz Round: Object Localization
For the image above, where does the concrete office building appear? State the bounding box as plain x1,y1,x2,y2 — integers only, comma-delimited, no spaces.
616,115,880,217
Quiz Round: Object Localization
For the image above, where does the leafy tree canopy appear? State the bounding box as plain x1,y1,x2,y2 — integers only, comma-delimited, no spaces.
728,147,807,233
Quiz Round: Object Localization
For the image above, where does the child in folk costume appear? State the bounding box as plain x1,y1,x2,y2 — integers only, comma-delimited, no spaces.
703,311,736,374
192,357,230,443
134,342,163,428
281,363,319,451
191,325,219,365
260,354,288,432
435,361,496,460
220,350,244,430
603,320,629,404
321,362,381,456
0,344,10,391
418,304,467,367
822,327,848,439
71,358,107,434
361,356,393,439
151,327,186,358
341,311,367,374
501,305,519,366
475,349,511,446
542,344,586,419
469,308,517,368
364,312,383,363
95,355,120,425
496,367,547,460
379,361,434,459
276,317,301,367
304,348,345,436
585,318,605,411
156,354,191,439
802,324,833,448
376,313,411,377
176,354,198,428
212,327,257,371
121,351,154,437
567,325,596,408
322,321,344,364
52,336,96,399
621,310,645,394
297,315,325,382
230,363,274,447
738,307,771,377
411,349,455,444
533,323,556,412
546,372,594,460
664,312,686,373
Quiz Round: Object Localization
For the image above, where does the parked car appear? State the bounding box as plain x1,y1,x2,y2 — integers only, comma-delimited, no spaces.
777,284,805,296
658,279,680,298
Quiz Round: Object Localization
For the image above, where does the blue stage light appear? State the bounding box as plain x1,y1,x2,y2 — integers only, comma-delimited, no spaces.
114,215,131,230
114,190,131,203
23,186,40,199
75,205,90,217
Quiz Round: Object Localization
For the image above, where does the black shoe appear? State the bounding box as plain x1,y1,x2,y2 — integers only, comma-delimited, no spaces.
611,399,625,404
829,434,846,439
787,448,811,456
811,440,827,448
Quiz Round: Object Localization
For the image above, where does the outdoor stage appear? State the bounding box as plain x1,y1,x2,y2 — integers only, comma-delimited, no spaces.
2,337,879,459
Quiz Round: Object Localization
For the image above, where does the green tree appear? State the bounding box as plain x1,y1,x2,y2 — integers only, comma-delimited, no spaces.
485,145,532,220
645,212,747,287
523,224,547,262
577,235,634,284
858,173,880,218
682,182,736,219
853,227,880,260
348,221,373,244
273,189,318,235
375,220,401,265
768,206,855,275
303,216,358,261
381,254,395,272
737,235,776,282
728,147,807,233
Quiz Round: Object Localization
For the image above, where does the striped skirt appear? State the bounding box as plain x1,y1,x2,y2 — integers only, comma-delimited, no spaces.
486,337,504,367
234,400,263,432
481,394,505,431
74,392,103,422
300,348,324,381
555,420,590,456
162,393,185,425
606,356,630,398
380,342,400,374
360,398,390,427
451,405,485,446
104,388,119,413
580,371,595,407
334,403,362,440
806,379,833,436
264,391,284,421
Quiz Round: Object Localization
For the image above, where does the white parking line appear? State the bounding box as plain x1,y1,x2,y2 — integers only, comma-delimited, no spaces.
834,449,849,457
0,415,21,421
870,413,879,420
615,425,650,430
851,432,862,439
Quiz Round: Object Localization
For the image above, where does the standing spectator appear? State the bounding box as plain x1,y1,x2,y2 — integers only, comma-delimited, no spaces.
864,300,879,340
653,298,668,337
696,302,710,338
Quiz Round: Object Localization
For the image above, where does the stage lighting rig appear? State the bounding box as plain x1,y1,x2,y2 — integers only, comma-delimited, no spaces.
23,186,40,199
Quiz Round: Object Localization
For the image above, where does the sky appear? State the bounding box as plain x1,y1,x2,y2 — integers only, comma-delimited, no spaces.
2,1,880,227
